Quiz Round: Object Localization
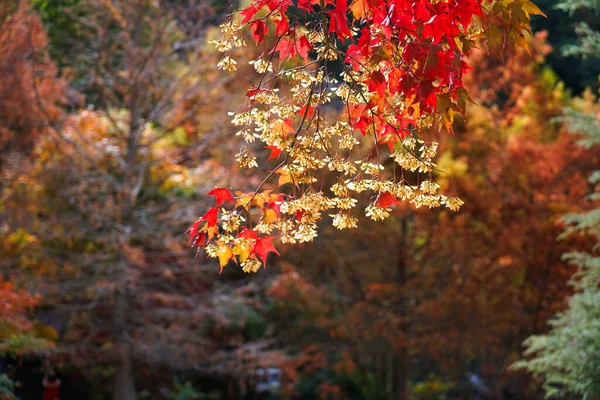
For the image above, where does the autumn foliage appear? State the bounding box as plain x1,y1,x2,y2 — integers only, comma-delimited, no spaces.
0,279,39,339
3,0,600,398
189,0,544,272
257,32,598,399
0,1,66,155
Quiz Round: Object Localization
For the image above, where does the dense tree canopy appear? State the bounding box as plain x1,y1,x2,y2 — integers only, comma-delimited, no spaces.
513,0,600,397
255,32,598,399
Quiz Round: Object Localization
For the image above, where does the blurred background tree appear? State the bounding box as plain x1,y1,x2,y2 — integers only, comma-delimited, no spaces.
532,0,600,94
260,31,598,400
0,0,274,399
513,0,600,398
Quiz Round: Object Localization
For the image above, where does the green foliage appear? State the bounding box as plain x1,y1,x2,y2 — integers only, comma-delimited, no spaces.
409,376,454,400
31,0,84,62
555,0,600,63
531,0,600,93
0,374,16,400
0,333,52,355
167,378,200,400
514,2,600,395
558,107,600,149
563,23,600,57
555,0,600,15
219,302,268,340
514,289,600,399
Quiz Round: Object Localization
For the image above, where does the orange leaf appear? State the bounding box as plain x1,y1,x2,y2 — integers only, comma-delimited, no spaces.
273,119,295,138
264,208,279,223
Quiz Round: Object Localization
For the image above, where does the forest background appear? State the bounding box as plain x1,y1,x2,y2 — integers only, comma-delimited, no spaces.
0,0,599,399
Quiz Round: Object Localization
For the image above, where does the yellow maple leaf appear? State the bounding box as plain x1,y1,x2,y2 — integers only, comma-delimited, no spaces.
217,246,233,272
233,243,251,263
264,208,279,224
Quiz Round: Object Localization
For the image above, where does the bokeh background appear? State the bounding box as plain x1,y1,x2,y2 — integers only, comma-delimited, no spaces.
1,0,599,399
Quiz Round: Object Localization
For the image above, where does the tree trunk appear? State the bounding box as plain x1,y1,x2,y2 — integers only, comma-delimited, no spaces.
113,270,136,400
113,344,137,400
392,216,410,399
393,352,408,400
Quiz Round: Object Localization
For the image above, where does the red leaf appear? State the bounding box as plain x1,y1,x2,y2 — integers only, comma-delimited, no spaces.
366,70,386,98
417,80,438,111
271,34,312,63
252,236,280,267
415,2,431,21
273,36,296,63
238,228,258,240
297,104,316,118
246,86,263,98
297,35,312,62
452,0,482,29
207,188,234,206
265,145,283,160
246,86,268,105
298,0,318,11
250,20,268,45
327,0,352,40
186,219,202,245
240,5,258,24
193,231,206,247
346,27,372,66
268,194,284,215
274,15,290,36
200,207,219,227
375,192,399,208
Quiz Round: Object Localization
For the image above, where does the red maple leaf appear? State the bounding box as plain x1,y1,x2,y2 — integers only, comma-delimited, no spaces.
417,79,438,111
238,228,259,240
375,192,399,208
246,86,270,105
415,1,431,21
186,219,202,245
297,35,312,62
346,27,372,66
297,104,316,118
297,0,319,11
250,19,268,45
273,36,296,63
274,14,290,35
207,188,234,206
193,231,206,247
268,194,284,215
252,236,280,267
245,86,263,98
240,5,259,24
366,70,387,98
452,0,483,29
327,0,352,40
200,207,219,227
265,145,283,160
